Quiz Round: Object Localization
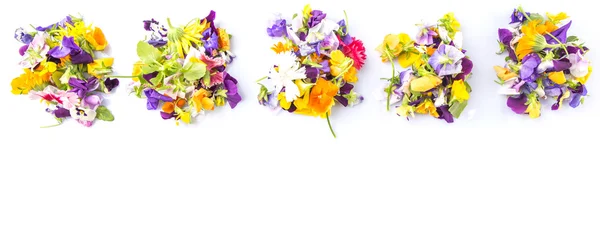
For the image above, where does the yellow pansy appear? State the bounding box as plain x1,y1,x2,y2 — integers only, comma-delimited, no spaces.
576,66,592,84
451,80,470,102
343,67,358,83
548,71,566,84
217,28,230,51
277,92,292,110
376,33,420,67
376,34,402,61
546,12,569,24
397,34,420,68
493,66,518,81
526,99,541,118
191,88,214,112
179,112,191,124
87,58,114,78
415,99,439,118
410,75,442,92
85,27,108,50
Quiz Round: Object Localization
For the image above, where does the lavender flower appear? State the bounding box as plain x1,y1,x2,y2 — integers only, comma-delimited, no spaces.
428,44,465,76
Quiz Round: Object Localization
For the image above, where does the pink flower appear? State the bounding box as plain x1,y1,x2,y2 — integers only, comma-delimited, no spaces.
30,86,79,109
342,37,367,70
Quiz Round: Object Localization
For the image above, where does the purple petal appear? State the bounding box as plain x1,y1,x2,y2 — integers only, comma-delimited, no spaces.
54,108,71,118
48,46,71,58
204,10,216,22
83,95,102,109
456,58,473,81
546,21,571,45
69,78,87,90
143,72,158,84
224,79,238,95
507,94,528,114
520,54,541,82
71,51,93,64
436,105,454,123
305,67,319,80
104,78,119,92
160,111,174,119
19,45,28,56
334,95,348,107
267,19,287,37
146,98,159,110
569,94,582,108
567,46,583,55
227,93,242,109
552,59,571,72
320,61,330,73
498,28,513,45
340,83,354,95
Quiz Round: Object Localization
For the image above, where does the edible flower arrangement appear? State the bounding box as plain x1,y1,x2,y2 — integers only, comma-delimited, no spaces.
11,15,118,127
495,7,591,118
258,4,367,137
131,11,240,125
378,13,473,123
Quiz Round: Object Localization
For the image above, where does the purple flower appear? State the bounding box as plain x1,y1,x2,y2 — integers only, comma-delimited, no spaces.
510,9,529,24
82,95,102,110
202,29,219,53
320,60,330,73
54,107,71,118
567,46,583,55
552,59,572,72
568,84,587,108
143,72,158,84
160,112,174,120
69,77,99,98
223,73,242,109
19,45,28,56
507,94,528,114
335,96,349,107
305,66,320,81
143,19,158,31
308,10,326,28
498,29,517,61
416,25,437,45
546,21,571,45
36,16,73,31
143,19,168,47
520,54,541,82
144,89,173,110
267,19,287,37
436,105,454,123
48,36,93,64
104,78,119,92
14,28,33,44
428,44,466,76
337,20,347,35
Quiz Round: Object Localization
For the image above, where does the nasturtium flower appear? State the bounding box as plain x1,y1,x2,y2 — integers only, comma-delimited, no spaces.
515,21,553,60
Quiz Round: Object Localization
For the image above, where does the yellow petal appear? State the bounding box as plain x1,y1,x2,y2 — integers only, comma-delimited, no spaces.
277,92,292,110
451,80,470,102
548,71,566,84
410,75,442,92
202,97,215,111
330,50,345,65
398,33,412,45
494,66,518,81
526,101,541,119
576,66,592,84
343,67,358,83
398,51,420,68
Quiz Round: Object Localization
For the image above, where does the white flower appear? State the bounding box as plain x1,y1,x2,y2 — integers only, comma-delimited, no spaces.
268,51,307,102
19,33,49,69
434,89,446,107
70,107,97,122
306,19,339,43
438,26,450,43
568,53,590,77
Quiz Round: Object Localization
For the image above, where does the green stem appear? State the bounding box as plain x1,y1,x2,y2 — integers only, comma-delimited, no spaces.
256,76,268,83
545,32,569,54
166,18,174,29
384,51,397,111
40,119,63,128
326,112,336,138
518,6,532,21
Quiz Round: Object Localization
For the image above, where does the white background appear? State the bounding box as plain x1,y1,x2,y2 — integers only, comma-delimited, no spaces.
1,0,599,227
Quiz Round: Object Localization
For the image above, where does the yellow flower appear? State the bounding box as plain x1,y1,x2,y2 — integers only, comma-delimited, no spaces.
576,66,592,84
87,58,114,78
415,99,439,118
85,27,108,50
493,66,518,81
451,80,470,102
330,50,353,78
546,12,569,24
10,69,50,95
132,61,143,82
217,28,230,51
343,67,358,83
441,13,461,39
271,41,292,54
277,92,292,110
548,71,566,84
410,75,442,92
526,99,541,118
191,89,214,112
376,33,420,68
516,20,554,60
303,4,312,18
396,104,415,118
376,34,402,60
179,112,191,124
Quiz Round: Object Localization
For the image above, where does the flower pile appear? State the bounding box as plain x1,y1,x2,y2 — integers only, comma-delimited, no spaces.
11,15,118,127
377,13,472,123
258,4,367,137
131,11,240,125
495,7,591,118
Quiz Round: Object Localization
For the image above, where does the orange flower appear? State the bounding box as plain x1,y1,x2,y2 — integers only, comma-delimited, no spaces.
217,28,230,51
85,27,108,50
162,102,175,113
271,41,291,54
308,78,339,115
192,89,214,112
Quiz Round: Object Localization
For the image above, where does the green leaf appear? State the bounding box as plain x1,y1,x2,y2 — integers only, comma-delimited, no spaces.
449,100,468,118
141,64,159,74
150,72,164,85
95,106,114,121
202,71,211,86
567,36,579,43
182,61,207,81
496,41,506,54
137,41,162,64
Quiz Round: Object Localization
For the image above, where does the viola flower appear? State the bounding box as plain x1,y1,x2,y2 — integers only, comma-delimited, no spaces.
48,36,93,64
451,80,470,102
495,6,591,118
267,18,287,37
14,28,33,44
416,24,437,45
428,44,465,76
309,78,339,115
144,89,174,110
19,33,50,69
69,77,99,98
70,107,97,127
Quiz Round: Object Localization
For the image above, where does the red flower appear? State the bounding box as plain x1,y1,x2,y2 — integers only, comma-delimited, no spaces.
342,37,367,70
